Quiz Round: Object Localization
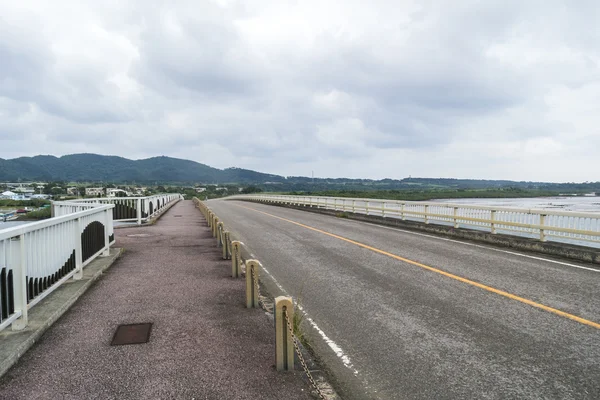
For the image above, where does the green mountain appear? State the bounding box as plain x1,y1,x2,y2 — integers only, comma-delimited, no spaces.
0,154,284,184
0,154,598,194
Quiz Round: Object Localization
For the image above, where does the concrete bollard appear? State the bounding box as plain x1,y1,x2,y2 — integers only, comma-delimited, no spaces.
245,259,261,308
207,211,213,227
217,222,225,247
274,296,295,371
231,241,243,278
212,216,219,238
223,231,231,260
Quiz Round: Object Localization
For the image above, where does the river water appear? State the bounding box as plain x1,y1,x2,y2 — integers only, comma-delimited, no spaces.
432,196,600,213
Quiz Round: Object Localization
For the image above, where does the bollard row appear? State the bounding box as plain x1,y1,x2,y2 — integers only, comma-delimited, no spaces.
192,198,328,398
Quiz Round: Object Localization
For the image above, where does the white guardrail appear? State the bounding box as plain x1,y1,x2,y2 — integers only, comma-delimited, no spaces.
54,194,183,224
0,204,115,332
231,195,600,247
0,194,182,333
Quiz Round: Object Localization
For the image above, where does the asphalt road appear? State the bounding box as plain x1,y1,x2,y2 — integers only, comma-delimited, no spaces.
208,199,600,400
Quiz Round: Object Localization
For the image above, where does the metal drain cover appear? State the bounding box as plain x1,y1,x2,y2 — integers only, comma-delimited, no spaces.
111,323,153,346
174,215,182,217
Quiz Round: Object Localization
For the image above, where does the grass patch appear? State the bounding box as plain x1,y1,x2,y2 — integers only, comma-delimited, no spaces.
335,212,349,218
19,207,51,220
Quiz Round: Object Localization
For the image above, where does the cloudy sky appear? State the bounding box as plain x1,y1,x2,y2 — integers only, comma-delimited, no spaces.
1,1,598,182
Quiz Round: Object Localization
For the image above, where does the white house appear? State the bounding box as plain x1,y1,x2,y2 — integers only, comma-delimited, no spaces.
1,191,28,200
1,190,17,199
85,187,105,197
107,188,130,197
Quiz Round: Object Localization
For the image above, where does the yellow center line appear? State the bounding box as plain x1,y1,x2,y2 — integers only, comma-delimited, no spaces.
234,203,600,330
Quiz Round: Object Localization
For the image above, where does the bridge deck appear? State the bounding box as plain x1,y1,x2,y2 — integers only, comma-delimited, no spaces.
207,199,600,400
0,200,310,399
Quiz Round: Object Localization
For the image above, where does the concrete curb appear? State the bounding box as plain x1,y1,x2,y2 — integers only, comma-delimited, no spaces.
0,248,124,379
235,200,600,268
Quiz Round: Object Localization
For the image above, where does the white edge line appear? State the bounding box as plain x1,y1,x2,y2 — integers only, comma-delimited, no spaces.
261,265,360,375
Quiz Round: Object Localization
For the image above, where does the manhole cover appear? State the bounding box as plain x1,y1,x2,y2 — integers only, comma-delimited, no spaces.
111,323,153,346
127,234,155,237
174,215,182,217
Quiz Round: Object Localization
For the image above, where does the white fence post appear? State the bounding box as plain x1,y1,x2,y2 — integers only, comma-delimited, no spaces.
490,210,497,234
136,198,142,225
540,214,547,242
424,205,429,224
102,209,111,256
74,217,83,280
453,207,459,228
11,235,28,331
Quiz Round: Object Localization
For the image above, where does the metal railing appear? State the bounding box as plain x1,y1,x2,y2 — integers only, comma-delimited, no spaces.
0,204,115,332
55,194,183,224
230,194,600,246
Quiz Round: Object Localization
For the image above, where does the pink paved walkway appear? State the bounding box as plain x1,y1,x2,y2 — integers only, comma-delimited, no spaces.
0,200,312,400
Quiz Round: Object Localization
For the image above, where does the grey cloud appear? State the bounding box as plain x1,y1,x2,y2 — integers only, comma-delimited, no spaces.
0,0,599,181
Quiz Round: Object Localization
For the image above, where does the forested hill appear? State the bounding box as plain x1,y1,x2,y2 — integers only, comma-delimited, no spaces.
0,154,598,193
0,154,283,183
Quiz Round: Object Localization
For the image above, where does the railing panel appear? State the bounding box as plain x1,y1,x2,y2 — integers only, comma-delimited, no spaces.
230,195,600,247
60,193,182,224
0,204,114,332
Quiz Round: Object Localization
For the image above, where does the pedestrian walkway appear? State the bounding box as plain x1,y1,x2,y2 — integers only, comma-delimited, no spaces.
0,200,312,400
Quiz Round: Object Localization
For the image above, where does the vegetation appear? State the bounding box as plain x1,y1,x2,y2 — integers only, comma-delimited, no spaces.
0,199,51,207
240,186,263,194
3,154,599,194
0,154,283,184
18,207,51,220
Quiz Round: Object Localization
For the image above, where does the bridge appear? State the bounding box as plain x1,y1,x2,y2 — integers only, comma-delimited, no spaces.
0,194,599,399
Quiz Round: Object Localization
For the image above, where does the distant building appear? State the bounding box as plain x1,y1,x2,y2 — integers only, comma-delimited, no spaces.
1,190,17,199
195,187,207,193
107,188,130,197
85,187,105,197
13,186,35,194
215,187,228,191
67,187,78,196
31,194,51,199
1,191,28,200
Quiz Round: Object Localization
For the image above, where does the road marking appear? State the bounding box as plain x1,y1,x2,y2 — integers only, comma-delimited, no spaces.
360,221,600,273
234,203,600,330
260,263,360,375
